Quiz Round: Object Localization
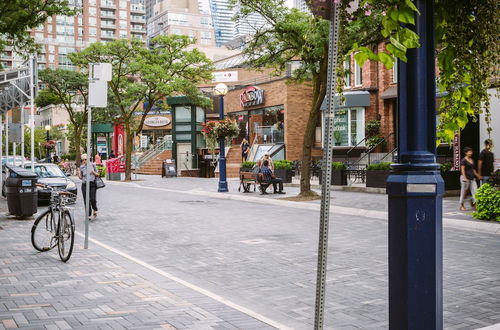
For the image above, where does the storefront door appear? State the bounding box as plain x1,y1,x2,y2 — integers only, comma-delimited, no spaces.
176,143,193,171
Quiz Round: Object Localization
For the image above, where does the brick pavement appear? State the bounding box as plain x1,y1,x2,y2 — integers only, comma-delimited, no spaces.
0,215,276,329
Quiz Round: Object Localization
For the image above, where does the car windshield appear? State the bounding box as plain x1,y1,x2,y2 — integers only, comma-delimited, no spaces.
26,165,65,178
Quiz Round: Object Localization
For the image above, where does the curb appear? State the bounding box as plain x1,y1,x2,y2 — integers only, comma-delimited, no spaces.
107,180,500,236
284,183,461,196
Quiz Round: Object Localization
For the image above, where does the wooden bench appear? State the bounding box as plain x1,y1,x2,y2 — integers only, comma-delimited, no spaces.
238,172,271,194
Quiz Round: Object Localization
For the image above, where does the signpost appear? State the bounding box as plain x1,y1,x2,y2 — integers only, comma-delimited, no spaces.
85,63,111,249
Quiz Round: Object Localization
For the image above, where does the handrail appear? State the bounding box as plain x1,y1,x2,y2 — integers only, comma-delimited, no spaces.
134,139,172,169
349,132,395,168
346,135,369,165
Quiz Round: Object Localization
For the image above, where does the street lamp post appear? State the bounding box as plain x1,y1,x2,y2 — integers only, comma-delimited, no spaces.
387,0,444,329
45,125,51,163
214,83,229,193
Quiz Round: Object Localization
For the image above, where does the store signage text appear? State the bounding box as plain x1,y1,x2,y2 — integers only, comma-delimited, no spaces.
212,71,238,82
144,116,171,127
240,86,264,107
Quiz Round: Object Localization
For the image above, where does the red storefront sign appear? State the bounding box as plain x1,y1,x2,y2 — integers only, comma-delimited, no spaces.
240,86,264,107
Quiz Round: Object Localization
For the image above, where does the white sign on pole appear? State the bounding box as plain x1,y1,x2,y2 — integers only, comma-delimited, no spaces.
212,71,238,83
92,63,112,82
89,80,108,107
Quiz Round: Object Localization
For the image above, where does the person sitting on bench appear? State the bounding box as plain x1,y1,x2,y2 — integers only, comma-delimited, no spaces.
252,159,262,174
261,160,285,194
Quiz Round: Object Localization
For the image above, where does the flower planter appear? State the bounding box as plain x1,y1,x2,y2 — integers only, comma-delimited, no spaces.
441,170,461,191
366,170,391,188
318,169,347,186
275,168,293,183
240,167,253,173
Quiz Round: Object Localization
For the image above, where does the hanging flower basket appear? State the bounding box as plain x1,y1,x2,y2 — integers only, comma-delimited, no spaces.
43,140,56,150
201,119,239,149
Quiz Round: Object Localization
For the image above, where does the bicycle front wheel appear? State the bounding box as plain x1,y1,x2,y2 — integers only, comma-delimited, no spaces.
57,210,75,262
31,209,57,252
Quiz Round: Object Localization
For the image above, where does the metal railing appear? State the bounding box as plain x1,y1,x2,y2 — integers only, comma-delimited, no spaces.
133,139,172,170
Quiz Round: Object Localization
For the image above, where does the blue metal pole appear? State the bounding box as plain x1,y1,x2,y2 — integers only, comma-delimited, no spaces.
218,95,228,192
387,0,443,329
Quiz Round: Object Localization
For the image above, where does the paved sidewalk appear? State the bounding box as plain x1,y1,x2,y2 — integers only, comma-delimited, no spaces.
0,212,276,329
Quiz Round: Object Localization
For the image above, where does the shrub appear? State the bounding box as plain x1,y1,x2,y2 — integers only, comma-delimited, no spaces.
331,162,347,170
440,163,452,172
60,153,76,161
487,169,500,187
241,161,256,168
274,160,293,170
96,164,107,177
365,120,381,136
472,183,500,221
367,162,392,171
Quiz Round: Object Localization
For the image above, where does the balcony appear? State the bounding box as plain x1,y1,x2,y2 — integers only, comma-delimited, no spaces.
100,1,116,9
101,32,116,39
131,26,145,33
101,11,116,18
130,16,145,23
130,6,145,14
101,23,116,29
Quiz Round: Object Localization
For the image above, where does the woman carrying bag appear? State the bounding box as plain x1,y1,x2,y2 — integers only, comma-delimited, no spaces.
79,154,100,220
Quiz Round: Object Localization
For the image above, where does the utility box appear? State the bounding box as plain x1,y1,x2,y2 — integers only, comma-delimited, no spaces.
5,165,38,217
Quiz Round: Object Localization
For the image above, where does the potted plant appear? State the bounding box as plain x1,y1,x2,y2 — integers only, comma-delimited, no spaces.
318,162,347,185
240,161,256,172
331,162,347,185
274,160,293,183
366,162,392,188
334,131,342,146
439,163,461,191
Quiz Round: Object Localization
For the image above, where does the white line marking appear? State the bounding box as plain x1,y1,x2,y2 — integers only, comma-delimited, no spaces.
74,232,291,330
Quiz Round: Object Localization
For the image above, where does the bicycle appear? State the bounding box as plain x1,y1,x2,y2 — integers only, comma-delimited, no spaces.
31,184,77,262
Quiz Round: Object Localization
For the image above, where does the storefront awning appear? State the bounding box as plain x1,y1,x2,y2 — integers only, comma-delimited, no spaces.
381,86,398,99
320,91,371,111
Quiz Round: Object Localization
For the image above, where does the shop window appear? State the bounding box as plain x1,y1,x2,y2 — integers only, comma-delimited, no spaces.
196,107,204,123
175,106,191,122
333,107,365,147
354,56,362,86
176,133,191,140
175,124,191,132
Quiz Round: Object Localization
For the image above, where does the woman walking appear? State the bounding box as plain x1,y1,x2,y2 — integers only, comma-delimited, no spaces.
79,154,100,220
241,138,250,162
459,147,481,211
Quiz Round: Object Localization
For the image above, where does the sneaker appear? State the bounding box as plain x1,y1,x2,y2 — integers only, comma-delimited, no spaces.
277,191,286,194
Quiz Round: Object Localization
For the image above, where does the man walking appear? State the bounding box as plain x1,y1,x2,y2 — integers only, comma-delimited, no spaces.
261,160,285,194
478,139,494,185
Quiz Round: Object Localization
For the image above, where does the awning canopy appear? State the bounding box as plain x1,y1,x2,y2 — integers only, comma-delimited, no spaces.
320,90,371,111
381,86,397,99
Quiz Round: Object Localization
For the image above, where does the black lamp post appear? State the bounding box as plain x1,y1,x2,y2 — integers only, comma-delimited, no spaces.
45,125,51,163
214,83,229,192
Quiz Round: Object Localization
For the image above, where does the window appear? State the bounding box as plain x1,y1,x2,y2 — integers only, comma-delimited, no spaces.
201,17,210,26
333,108,365,147
172,28,181,35
120,1,127,9
344,56,351,88
392,59,398,83
89,0,96,5
120,31,128,38
119,20,127,28
89,17,97,25
89,27,97,36
48,45,55,53
175,106,191,122
47,25,53,33
120,10,127,19
354,57,362,86
201,31,211,44
89,7,97,16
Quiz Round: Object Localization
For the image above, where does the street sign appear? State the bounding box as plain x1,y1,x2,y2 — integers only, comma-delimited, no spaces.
89,80,108,107
8,123,22,143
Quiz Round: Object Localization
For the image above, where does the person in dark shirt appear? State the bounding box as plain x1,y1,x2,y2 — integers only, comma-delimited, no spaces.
478,139,494,185
459,147,480,211
261,160,285,194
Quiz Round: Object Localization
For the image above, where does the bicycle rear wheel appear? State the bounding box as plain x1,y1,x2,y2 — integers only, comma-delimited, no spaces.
31,209,57,252
57,210,75,262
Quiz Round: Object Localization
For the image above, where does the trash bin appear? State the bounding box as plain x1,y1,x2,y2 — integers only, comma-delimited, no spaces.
5,165,38,217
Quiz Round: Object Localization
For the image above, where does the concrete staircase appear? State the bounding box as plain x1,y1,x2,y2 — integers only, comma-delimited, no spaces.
134,150,172,175
226,146,242,178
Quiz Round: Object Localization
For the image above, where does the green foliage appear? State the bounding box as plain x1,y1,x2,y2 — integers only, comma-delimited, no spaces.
486,170,500,188
440,163,453,172
365,120,381,136
35,89,61,108
60,153,77,161
241,161,256,168
367,162,392,171
96,164,107,177
0,0,75,56
472,184,500,221
331,162,347,170
274,160,293,170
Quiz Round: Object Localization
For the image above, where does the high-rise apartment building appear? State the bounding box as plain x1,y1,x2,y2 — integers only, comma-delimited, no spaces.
0,0,147,70
293,0,310,12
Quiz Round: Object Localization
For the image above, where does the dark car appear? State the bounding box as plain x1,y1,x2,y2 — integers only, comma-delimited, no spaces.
24,163,78,205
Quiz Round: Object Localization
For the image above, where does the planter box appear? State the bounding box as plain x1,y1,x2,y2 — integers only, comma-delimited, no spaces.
318,169,347,186
366,170,391,188
275,168,293,183
441,170,461,191
240,167,253,173
107,172,122,181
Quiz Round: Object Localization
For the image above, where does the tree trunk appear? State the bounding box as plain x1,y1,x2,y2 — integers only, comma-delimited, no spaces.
124,122,134,181
299,60,328,196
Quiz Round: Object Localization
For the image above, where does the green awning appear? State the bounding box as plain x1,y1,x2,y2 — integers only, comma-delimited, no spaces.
92,123,114,133
320,91,371,110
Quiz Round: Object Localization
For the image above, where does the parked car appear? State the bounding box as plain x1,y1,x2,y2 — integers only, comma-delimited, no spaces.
2,156,27,166
2,163,78,205
25,163,78,205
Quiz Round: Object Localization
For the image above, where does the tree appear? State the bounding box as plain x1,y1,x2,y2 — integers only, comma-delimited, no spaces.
36,68,89,167
231,0,329,196
70,36,214,180
0,0,74,56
